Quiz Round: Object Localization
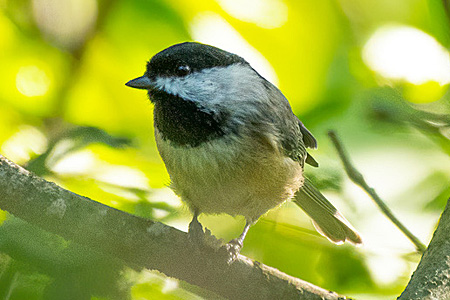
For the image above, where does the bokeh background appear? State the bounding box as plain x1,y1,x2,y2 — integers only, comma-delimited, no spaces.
1,0,450,299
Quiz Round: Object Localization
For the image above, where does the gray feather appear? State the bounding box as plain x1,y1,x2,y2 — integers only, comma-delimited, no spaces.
299,121,317,149
294,178,362,245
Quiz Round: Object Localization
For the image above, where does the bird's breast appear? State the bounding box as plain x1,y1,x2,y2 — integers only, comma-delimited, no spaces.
155,129,304,221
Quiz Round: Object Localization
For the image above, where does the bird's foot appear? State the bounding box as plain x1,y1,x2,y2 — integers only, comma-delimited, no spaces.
188,218,223,250
188,216,205,245
188,215,244,264
221,238,243,264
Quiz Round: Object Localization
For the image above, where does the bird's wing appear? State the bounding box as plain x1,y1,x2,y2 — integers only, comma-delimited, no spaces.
299,121,317,149
259,80,359,243
298,121,319,167
281,118,318,167
259,78,318,167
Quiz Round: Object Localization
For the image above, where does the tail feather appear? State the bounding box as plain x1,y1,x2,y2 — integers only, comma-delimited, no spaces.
293,178,362,245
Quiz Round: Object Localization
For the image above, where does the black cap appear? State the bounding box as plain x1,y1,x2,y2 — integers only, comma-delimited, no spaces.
145,42,248,79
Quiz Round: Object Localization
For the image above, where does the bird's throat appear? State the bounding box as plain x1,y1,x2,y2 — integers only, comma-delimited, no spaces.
151,90,226,147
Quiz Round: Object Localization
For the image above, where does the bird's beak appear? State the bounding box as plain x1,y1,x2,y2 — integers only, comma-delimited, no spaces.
125,76,154,90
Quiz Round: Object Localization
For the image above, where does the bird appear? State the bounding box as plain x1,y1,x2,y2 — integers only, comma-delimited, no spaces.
126,42,362,259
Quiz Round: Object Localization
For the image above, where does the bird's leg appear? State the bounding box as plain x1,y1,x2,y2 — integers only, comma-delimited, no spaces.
224,221,252,263
188,210,223,251
229,222,251,248
188,209,205,245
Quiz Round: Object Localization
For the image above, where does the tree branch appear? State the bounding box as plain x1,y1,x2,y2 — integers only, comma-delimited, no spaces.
0,154,348,300
327,130,426,253
398,197,450,299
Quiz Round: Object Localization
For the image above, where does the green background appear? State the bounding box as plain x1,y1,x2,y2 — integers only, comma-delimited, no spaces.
1,0,450,299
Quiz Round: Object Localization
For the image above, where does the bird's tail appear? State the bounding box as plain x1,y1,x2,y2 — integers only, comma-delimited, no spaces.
293,178,362,245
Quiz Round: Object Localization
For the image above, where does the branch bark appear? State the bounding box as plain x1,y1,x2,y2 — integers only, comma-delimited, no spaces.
397,198,450,299
0,154,348,300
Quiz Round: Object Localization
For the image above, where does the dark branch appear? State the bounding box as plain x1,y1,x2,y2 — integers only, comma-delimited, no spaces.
0,154,348,300
398,198,450,299
327,130,426,253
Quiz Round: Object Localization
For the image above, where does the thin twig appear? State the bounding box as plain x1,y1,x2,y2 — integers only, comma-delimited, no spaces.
328,130,426,253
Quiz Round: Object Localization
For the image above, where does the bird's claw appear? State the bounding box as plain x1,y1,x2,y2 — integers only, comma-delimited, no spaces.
221,238,243,264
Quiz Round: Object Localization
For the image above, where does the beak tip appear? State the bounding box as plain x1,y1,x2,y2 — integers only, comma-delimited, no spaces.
125,76,153,90
125,80,135,88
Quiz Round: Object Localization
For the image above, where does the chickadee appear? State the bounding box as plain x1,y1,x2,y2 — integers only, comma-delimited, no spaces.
126,42,362,257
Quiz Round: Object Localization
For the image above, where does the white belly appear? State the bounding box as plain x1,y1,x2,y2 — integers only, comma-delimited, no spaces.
155,130,303,222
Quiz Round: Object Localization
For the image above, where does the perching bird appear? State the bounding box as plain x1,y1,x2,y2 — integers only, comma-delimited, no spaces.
126,42,362,258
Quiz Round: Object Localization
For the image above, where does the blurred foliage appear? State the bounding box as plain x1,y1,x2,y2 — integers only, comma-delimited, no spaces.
1,0,450,299
0,218,129,300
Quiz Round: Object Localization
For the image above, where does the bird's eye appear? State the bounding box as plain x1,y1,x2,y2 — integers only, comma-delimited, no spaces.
176,65,191,76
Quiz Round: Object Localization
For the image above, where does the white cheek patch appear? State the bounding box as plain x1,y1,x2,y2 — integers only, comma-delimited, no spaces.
154,76,189,99
154,65,259,100
153,64,272,124
154,67,224,101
